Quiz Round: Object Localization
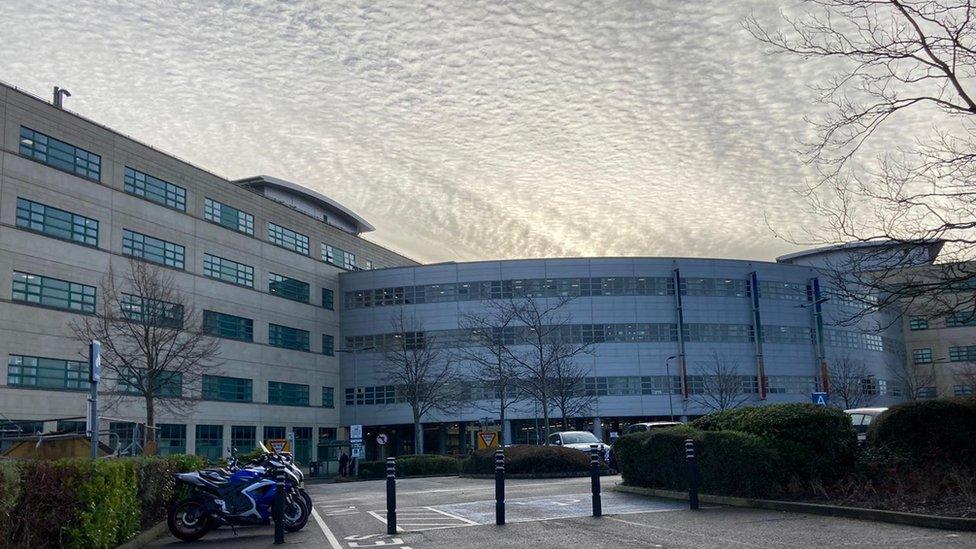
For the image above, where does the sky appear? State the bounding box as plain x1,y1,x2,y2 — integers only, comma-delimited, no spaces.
0,0,926,264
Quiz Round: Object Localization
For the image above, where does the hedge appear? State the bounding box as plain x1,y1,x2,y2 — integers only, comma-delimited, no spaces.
693,403,857,482
615,427,781,498
868,396,976,466
0,454,205,549
359,454,459,479
460,445,597,475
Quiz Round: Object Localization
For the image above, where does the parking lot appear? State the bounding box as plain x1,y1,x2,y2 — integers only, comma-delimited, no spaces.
150,475,976,548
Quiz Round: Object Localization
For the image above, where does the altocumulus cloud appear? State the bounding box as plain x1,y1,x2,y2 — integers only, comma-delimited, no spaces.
0,0,931,263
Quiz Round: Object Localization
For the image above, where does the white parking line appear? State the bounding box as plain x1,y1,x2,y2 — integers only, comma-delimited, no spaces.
425,506,479,525
311,507,343,549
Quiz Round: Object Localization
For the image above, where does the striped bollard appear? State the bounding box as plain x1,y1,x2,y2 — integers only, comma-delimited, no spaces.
386,457,397,534
495,449,505,525
685,438,700,511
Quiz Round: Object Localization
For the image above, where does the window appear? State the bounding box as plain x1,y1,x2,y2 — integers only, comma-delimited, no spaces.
293,426,312,465
322,386,335,408
268,222,309,255
202,375,252,402
122,229,185,269
195,424,223,462
12,271,96,313
917,386,937,399
19,126,100,181
269,324,310,351
7,355,89,391
120,293,183,327
344,385,397,406
263,426,285,440
268,381,308,406
16,197,98,246
268,273,310,303
158,424,186,455
946,311,976,328
680,277,750,297
204,198,254,235
231,426,256,452
119,370,183,397
322,288,334,310
124,167,186,211
912,348,933,364
909,317,929,331
955,385,974,396
319,334,334,357
202,311,253,342
758,280,808,301
202,254,254,287
322,244,356,270
950,345,976,362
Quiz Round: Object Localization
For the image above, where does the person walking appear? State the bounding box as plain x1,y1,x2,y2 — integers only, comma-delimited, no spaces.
338,451,350,476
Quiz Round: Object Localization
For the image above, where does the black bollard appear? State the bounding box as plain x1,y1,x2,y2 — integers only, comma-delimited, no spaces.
590,444,602,517
684,438,700,511
273,467,285,544
386,457,397,535
495,449,505,525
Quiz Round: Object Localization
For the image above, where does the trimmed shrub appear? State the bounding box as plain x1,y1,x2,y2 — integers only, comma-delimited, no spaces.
133,454,206,529
460,445,596,475
868,396,976,466
69,459,139,548
359,454,459,480
0,461,20,547
693,403,857,482
616,427,781,498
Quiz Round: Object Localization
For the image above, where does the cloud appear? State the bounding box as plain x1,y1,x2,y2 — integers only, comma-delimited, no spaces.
0,0,932,264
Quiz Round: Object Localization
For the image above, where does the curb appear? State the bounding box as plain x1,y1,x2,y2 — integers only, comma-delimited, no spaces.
461,470,615,480
612,484,976,532
117,520,167,548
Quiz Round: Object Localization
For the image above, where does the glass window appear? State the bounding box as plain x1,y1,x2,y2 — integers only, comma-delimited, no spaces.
322,334,335,356
269,273,309,303
268,222,309,255
16,197,99,246
158,424,186,455
231,426,257,453
123,167,186,211
119,370,182,397
912,348,933,364
7,354,89,391
202,310,253,342
758,280,808,301
120,293,183,328
12,271,95,313
122,229,185,269
680,277,750,297
954,384,974,396
195,424,223,462
293,426,312,465
946,311,976,328
263,426,286,440
268,380,309,407
322,244,356,270
202,375,252,402
917,386,937,399
204,198,254,235
322,288,334,310
908,317,929,330
322,386,335,408
269,324,310,351
203,254,253,287
949,345,976,362
19,126,100,181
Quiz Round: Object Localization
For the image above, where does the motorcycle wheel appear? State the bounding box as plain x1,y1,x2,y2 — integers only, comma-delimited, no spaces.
283,493,310,532
300,489,313,517
167,496,212,542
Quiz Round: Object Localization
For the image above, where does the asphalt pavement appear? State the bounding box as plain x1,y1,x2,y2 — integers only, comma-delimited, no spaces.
150,475,976,548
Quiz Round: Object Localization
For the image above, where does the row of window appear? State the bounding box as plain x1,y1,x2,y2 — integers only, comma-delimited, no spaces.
201,311,335,354
344,278,834,310
6,355,335,407
109,423,333,462
909,312,976,331
18,126,375,270
913,345,976,363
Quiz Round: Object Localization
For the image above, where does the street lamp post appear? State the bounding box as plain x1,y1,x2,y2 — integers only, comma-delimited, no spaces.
665,355,677,422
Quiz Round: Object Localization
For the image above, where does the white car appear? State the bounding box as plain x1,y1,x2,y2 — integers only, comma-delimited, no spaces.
844,407,888,445
547,431,608,454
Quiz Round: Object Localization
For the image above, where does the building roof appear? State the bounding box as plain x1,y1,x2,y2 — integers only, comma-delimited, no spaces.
775,239,945,265
234,175,376,234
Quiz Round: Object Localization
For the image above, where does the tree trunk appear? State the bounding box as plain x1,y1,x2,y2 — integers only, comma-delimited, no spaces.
413,409,424,455
499,398,507,446
541,400,551,444
144,396,156,455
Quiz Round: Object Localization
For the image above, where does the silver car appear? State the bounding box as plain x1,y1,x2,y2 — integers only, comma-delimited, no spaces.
844,407,888,445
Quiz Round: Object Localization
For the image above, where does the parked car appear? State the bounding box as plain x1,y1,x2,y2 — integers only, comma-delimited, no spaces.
547,431,608,454
608,422,682,469
844,407,888,445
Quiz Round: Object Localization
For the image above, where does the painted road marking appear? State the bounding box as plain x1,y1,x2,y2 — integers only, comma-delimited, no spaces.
368,506,477,532
311,507,343,549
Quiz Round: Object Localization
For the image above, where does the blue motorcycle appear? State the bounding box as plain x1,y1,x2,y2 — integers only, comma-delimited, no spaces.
167,452,310,541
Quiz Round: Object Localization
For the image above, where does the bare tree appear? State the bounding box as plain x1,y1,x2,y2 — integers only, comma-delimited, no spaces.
456,302,523,444
692,353,752,412
379,311,463,454
549,355,596,430
889,358,937,400
957,362,976,394
71,259,221,452
829,356,878,409
747,1,976,323
503,296,592,444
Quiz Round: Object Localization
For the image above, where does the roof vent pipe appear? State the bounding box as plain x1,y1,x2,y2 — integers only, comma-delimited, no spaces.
53,86,71,108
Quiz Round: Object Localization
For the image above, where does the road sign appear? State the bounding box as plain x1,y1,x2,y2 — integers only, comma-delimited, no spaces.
811,392,829,406
350,424,363,441
351,445,363,458
477,431,499,449
267,439,290,453
89,340,101,382
376,433,388,445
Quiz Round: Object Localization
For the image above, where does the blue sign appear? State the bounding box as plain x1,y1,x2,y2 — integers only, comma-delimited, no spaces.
811,392,828,406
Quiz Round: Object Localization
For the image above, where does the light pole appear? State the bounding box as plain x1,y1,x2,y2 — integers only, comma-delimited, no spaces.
665,355,677,422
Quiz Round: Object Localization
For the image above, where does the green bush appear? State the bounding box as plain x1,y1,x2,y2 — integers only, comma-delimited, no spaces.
69,459,139,549
693,403,857,482
133,454,205,529
615,427,781,498
359,454,459,480
868,396,976,466
0,461,20,547
460,445,597,475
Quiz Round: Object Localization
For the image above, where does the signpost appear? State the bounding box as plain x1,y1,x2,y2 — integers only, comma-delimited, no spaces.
376,433,388,446
350,424,363,475
87,340,101,459
811,392,829,406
